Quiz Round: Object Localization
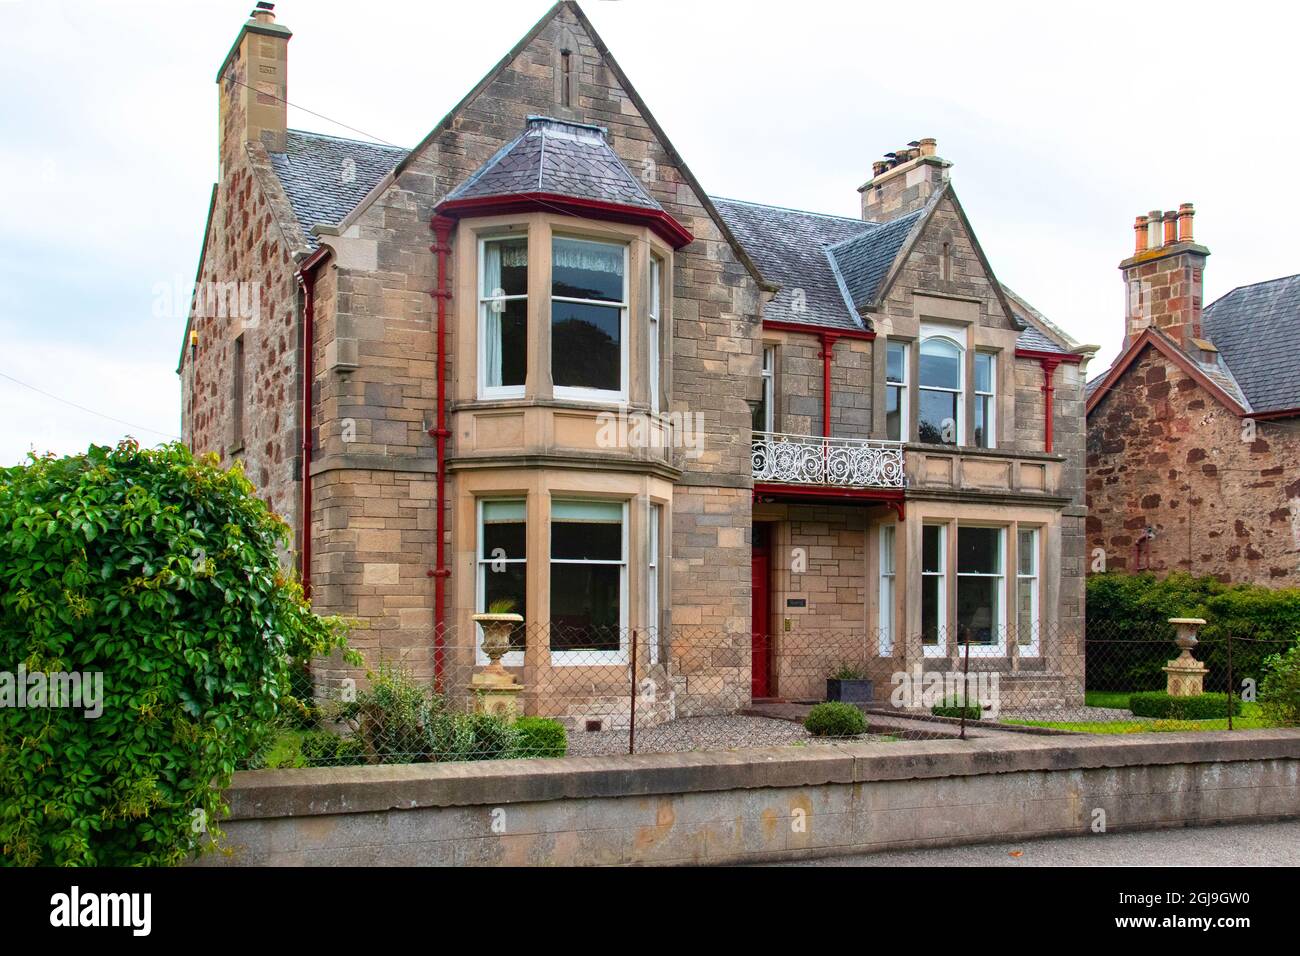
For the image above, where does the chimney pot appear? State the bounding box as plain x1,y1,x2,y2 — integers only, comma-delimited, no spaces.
1134,215,1150,254
872,160,889,177
252,2,275,23
918,137,937,157
1162,211,1178,247
1177,202,1195,243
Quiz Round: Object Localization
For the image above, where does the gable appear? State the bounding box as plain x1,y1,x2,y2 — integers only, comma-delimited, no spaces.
341,1,769,294
1085,330,1249,419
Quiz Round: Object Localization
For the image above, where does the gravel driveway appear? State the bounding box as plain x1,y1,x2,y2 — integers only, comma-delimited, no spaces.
566,714,895,757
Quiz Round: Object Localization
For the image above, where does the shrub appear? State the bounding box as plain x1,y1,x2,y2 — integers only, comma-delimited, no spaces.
804,701,867,737
350,663,437,762
931,697,982,720
830,664,868,681
1127,691,1241,720
300,730,368,768
0,441,355,866
1259,644,1300,727
513,717,568,757
426,710,517,761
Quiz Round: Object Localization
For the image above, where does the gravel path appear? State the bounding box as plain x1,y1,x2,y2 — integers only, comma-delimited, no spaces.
566,715,895,757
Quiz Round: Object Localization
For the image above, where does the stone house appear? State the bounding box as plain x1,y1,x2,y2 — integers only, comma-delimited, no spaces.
179,2,1094,718
1086,207,1300,585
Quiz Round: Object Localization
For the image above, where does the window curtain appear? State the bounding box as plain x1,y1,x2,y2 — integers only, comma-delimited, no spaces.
482,244,504,388
553,238,623,276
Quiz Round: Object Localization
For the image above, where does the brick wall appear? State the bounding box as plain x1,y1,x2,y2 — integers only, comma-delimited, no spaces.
1087,348,1300,583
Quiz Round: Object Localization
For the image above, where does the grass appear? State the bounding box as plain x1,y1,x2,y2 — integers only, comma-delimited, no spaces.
1084,690,1132,709
1004,700,1275,734
261,729,308,768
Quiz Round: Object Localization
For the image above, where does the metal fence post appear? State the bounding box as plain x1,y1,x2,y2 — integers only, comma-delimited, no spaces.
629,629,638,756
959,626,971,741
1226,630,1234,731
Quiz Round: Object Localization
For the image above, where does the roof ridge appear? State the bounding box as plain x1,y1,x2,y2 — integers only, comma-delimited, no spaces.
1205,270,1300,312
709,194,877,227
284,127,408,151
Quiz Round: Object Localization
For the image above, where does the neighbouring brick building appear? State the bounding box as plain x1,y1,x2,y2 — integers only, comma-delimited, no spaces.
1087,208,1300,584
180,2,1095,720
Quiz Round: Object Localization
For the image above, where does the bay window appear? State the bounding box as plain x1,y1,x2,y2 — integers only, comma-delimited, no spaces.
921,524,946,655
918,335,963,445
1017,528,1040,657
885,341,908,441
479,237,528,398
476,499,527,665
549,499,627,663
974,351,996,448
551,237,628,401
957,526,1004,652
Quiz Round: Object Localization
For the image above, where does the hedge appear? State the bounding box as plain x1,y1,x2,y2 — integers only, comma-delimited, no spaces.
1127,691,1242,721
513,717,568,758
804,701,867,737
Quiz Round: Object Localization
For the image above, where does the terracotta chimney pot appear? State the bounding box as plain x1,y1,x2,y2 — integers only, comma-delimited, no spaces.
1134,215,1150,254
1177,203,1195,243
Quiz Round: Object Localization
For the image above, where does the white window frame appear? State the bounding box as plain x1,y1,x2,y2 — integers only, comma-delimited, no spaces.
551,237,630,404
975,351,996,449
885,340,909,442
475,498,526,667
549,498,629,666
649,257,662,413
922,523,947,658
878,524,896,656
647,502,662,665
478,236,528,401
957,525,1006,657
1017,527,1041,658
918,332,965,446
756,345,775,433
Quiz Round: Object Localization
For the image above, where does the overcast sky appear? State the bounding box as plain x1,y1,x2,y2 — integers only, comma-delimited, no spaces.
2,0,1297,465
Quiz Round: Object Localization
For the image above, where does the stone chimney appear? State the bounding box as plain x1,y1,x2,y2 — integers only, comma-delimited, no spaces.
216,2,291,166
858,138,951,222
1119,203,1210,350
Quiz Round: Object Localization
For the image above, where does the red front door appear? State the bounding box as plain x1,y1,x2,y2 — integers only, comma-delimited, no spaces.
751,524,772,698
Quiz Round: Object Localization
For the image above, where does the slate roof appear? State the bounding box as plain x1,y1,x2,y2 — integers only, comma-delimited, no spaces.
1203,273,1300,413
268,129,407,250
710,197,876,331
443,116,662,212
827,209,924,312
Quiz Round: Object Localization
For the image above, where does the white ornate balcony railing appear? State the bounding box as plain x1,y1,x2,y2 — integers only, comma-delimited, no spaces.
751,432,906,489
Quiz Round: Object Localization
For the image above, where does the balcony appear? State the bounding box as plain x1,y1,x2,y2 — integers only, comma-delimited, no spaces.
751,432,906,489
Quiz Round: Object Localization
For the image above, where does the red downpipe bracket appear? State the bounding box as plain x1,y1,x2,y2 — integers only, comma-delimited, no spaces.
428,215,456,689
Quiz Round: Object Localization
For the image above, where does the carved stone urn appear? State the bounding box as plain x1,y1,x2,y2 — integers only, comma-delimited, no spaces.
470,612,524,718
1164,617,1208,697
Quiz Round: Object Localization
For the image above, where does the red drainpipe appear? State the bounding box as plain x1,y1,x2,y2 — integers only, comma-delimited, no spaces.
819,332,840,438
1039,356,1063,453
295,250,328,598
428,215,456,688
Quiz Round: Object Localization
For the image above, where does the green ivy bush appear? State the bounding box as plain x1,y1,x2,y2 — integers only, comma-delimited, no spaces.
1259,644,1300,726
931,697,982,719
803,701,867,737
512,717,568,758
0,441,355,866
1127,691,1241,720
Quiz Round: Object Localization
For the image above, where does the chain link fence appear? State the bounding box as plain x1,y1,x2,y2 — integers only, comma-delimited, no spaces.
241,621,1298,769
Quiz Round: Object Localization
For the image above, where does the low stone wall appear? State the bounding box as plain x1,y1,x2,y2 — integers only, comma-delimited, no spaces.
202,730,1300,866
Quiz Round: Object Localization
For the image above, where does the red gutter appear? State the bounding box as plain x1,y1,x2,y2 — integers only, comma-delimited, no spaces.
295,246,331,599
762,319,875,341
759,321,876,438
1249,407,1300,421
428,215,456,689
436,193,695,250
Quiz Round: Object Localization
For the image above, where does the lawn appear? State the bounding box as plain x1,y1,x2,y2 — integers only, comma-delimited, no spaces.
1003,699,1276,734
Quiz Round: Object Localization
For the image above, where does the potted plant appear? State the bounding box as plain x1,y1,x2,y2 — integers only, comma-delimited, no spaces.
473,598,523,674
826,664,874,704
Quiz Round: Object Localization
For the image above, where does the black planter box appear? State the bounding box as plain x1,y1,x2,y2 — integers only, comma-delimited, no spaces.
826,678,874,704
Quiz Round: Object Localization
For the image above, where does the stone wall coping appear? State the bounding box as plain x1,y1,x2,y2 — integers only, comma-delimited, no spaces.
225,729,1300,821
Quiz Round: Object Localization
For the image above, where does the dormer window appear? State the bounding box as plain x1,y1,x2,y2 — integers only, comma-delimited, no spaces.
551,236,628,402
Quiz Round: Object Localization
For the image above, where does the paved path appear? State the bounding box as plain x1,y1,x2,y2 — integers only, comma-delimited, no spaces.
769,820,1300,866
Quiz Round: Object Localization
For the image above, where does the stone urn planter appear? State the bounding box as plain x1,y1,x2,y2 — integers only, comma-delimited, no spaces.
470,612,524,718
1164,617,1208,697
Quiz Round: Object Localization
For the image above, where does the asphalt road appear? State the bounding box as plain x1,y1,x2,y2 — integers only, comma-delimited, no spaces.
772,820,1300,866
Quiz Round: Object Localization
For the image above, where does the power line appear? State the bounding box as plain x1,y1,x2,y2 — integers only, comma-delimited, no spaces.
0,370,180,441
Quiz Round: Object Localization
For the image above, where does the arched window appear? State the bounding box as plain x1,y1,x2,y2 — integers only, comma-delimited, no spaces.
918,335,963,445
